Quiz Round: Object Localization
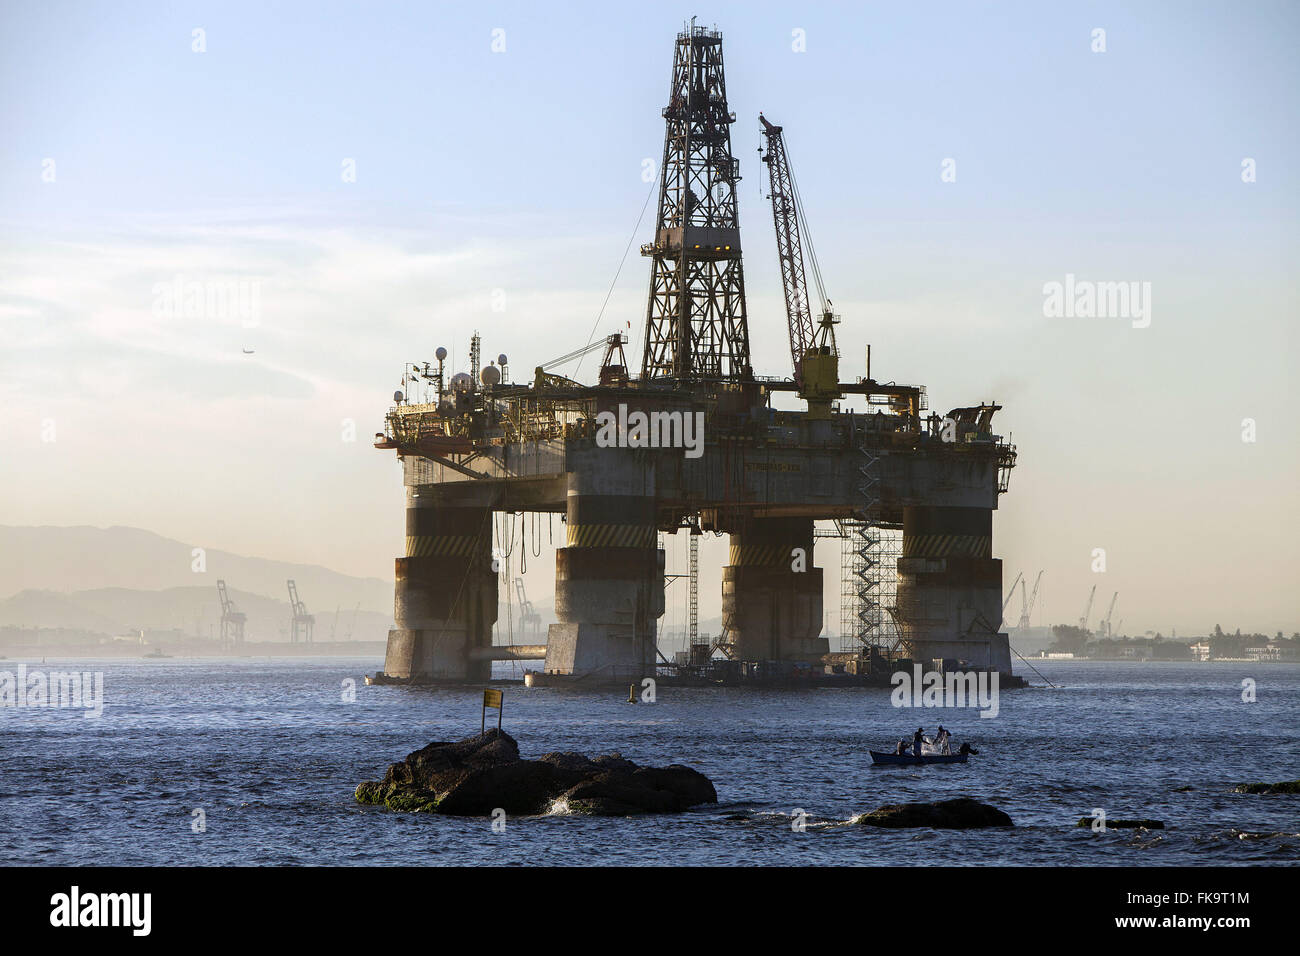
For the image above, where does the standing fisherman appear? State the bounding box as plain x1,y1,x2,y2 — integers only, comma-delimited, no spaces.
935,725,950,754
913,727,924,758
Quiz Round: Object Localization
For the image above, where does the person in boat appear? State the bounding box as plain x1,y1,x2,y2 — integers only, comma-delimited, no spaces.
934,725,951,754
913,727,924,758
958,742,979,756
895,740,910,756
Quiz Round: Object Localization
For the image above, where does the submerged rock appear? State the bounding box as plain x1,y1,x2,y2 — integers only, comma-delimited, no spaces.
355,729,716,817
1076,818,1165,829
1233,780,1300,795
855,797,1013,829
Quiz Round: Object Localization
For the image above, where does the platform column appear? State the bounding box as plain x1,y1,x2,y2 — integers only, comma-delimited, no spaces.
383,491,497,682
544,456,663,681
895,505,1010,672
721,517,826,662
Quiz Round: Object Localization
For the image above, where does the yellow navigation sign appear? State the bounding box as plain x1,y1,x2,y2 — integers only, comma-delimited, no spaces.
481,688,504,732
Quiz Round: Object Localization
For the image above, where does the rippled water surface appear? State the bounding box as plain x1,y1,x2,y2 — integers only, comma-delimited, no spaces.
2,658,1296,865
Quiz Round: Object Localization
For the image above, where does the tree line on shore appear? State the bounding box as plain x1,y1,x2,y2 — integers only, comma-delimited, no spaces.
1048,624,1299,659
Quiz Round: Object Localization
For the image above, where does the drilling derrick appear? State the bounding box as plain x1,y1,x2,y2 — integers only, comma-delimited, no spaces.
641,23,751,382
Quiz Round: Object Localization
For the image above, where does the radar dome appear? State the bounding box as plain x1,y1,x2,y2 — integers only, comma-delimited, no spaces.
393,390,404,402
480,365,501,387
435,346,448,361
497,353,508,367
449,372,473,393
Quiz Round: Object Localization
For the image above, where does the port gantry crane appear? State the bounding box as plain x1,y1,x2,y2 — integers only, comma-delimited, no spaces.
287,579,314,644
513,577,543,643
216,580,246,649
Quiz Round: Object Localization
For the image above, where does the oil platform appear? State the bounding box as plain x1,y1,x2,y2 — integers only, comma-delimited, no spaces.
373,24,1017,685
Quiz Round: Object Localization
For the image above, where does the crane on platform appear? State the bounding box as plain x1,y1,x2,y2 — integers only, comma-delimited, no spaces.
216,580,246,648
1079,584,1097,632
287,579,314,644
1018,570,1043,629
534,333,628,389
759,114,842,418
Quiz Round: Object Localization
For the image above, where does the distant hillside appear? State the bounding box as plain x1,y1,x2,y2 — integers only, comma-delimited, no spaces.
0,585,395,643
0,589,124,634
0,525,391,612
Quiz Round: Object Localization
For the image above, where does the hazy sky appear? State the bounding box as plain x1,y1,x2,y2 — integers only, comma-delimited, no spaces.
2,1,1297,637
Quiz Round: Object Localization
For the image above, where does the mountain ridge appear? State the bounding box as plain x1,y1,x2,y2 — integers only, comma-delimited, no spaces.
0,524,391,611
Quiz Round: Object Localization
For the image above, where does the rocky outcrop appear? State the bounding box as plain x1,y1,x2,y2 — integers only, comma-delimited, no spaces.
355,730,717,816
855,797,1013,829
1233,780,1300,795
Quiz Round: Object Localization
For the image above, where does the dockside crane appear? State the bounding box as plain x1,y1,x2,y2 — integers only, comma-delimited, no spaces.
513,577,543,642
999,570,1024,629
287,579,314,644
1079,584,1097,632
1018,570,1043,629
216,580,246,648
1100,591,1118,639
759,114,842,418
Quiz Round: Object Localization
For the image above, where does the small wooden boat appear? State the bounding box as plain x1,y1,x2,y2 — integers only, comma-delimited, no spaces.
869,750,968,766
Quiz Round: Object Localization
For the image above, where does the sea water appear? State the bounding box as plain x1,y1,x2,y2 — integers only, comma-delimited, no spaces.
1,658,1295,865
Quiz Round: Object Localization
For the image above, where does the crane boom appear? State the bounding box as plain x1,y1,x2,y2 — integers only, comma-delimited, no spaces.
1002,571,1023,614
999,570,1023,628
759,114,843,418
760,114,818,381
1017,569,1043,629
1102,591,1118,637
1026,571,1043,618
1080,584,1097,630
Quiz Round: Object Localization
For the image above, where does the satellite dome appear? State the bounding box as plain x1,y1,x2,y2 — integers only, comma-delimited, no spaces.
449,372,473,393
480,365,501,387
435,346,448,361
497,353,508,367
393,390,404,402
